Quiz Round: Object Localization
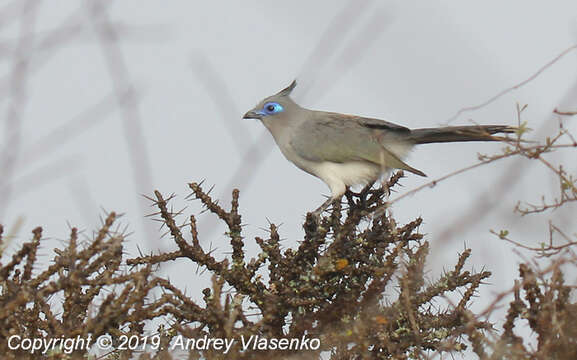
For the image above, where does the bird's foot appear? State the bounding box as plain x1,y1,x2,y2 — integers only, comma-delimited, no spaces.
306,198,334,225
315,198,333,214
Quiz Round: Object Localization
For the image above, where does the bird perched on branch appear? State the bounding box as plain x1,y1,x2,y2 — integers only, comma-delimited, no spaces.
243,80,515,216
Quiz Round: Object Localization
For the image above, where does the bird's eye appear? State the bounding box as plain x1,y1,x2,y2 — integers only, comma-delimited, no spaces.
263,102,283,115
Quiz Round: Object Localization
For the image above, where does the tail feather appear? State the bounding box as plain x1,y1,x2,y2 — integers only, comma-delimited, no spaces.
408,125,516,144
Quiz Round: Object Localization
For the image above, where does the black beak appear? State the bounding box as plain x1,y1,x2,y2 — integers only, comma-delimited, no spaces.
243,110,263,120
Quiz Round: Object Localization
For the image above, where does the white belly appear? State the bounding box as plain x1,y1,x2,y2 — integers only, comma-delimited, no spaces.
312,161,381,199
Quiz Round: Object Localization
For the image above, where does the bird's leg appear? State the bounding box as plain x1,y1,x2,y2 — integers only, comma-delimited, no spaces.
310,183,347,221
312,197,335,218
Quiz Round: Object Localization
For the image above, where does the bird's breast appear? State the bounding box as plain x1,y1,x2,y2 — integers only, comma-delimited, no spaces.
313,161,381,188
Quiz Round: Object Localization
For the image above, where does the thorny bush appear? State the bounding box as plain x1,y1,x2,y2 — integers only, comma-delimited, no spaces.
1,163,576,359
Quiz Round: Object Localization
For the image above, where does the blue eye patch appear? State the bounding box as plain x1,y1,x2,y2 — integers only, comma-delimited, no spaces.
262,102,284,115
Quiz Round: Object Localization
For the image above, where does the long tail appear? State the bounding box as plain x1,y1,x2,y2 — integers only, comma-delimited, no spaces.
408,125,516,144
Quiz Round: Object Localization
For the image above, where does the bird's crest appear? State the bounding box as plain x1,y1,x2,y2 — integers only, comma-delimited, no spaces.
277,80,297,97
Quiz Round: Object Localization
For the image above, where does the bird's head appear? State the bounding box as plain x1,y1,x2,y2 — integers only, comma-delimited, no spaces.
243,80,299,125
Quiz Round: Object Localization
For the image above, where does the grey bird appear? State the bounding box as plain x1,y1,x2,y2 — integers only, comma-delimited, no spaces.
243,80,515,215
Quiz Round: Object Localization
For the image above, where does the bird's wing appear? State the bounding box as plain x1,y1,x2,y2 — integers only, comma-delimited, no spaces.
355,115,411,133
290,112,426,176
